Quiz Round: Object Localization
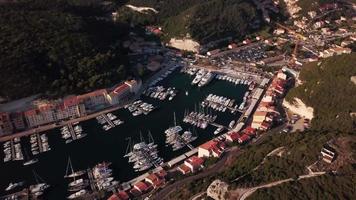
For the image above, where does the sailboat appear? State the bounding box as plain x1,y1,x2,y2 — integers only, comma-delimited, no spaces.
23,147,38,166
29,170,50,197
64,157,86,178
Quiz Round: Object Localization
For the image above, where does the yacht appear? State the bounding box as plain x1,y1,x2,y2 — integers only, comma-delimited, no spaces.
229,120,235,129
214,127,224,135
5,182,24,191
67,189,87,199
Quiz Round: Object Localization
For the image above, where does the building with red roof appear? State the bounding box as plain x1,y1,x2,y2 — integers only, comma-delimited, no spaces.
238,134,250,144
184,156,204,173
107,191,130,200
178,163,191,175
10,112,26,131
133,181,149,194
198,140,224,158
0,112,14,136
77,89,108,111
145,173,165,188
226,132,240,143
243,126,256,136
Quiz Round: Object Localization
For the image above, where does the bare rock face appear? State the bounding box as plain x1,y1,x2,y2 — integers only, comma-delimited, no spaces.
351,76,356,85
207,179,229,200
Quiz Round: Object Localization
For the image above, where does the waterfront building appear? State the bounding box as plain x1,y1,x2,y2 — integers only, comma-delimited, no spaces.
145,173,165,189
24,102,56,127
24,98,86,128
226,132,240,143
56,96,86,120
177,164,191,175
77,89,109,112
10,112,26,131
132,181,149,194
184,156,204,173
107,191,130,200
107,84,131,105
238,134,250,144
0,112,14,136
198,140,224,158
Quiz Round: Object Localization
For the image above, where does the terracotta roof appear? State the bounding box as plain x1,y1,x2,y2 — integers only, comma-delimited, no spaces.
133,181,148,192
186,156,204,167
244,126,256,135
63,96,79,107
238,134,250,143
24,109,37,116
117,191,129,200
113,84,130,94
199,140,219,151
77,89,107,100
226,132,240,142
178,164,191,174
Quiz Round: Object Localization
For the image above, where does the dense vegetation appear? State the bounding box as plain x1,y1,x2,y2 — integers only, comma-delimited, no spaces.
286,53,356,133
116,0,263,44
0,0,132,101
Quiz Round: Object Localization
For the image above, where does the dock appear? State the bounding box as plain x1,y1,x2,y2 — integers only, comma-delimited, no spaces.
210,122,228,130
102,114,115,127
87,168,97,192
67,124,77,140
10,140,15,160
36,134,44,153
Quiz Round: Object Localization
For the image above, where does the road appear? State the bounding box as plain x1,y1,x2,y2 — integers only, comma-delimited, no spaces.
152,147,240,200
237,172,326,200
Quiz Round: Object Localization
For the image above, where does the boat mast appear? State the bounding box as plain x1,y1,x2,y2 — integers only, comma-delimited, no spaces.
33,170,45,184
125,137,132,154
173,112,177,126
139,131,144,143
148,131,154,144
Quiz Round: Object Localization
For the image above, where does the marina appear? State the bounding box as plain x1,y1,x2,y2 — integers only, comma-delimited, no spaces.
0,69,255,199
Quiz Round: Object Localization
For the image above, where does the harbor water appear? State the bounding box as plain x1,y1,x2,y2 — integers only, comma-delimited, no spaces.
0,71,248,199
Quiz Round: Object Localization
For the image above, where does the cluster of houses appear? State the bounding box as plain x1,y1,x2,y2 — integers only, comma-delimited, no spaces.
108,170,167,200
0,80,141,136
225,126,256,144
251,70,287,131
319,47,352,58
177,140,228,175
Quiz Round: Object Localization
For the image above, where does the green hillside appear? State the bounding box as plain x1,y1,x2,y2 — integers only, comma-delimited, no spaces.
286,53,356,133
0,0,131,101
116,0,263,44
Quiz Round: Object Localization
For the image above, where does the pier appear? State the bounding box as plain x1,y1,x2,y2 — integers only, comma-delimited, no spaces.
87,168,98,192
101,114,115,127
210,122,228,130
67,124,77,140
36,134,44,153
10,140,15,161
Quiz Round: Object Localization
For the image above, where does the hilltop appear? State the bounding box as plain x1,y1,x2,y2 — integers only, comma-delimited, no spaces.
116,0,266,44
286,53,356,133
